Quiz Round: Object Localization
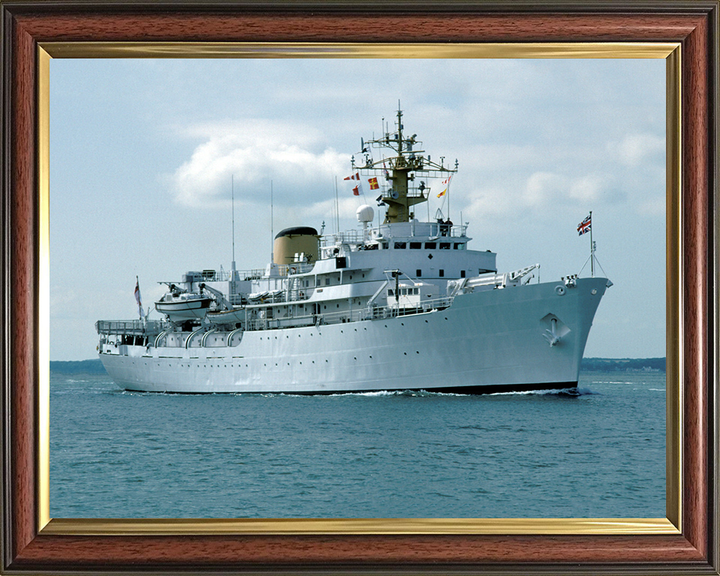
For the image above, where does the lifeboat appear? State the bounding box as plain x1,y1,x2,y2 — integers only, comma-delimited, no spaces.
155,292,212,322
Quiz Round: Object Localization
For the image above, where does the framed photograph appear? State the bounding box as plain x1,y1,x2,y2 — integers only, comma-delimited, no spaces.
2,2,717,574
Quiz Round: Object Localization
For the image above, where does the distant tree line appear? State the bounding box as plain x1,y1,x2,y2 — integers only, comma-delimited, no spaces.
49,359,106,374
581,357,666,372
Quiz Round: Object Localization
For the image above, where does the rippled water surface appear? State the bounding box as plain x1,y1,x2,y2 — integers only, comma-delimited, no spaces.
50,370,665,518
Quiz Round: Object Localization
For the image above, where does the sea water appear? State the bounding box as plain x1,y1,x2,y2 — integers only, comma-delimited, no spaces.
50,369,666,519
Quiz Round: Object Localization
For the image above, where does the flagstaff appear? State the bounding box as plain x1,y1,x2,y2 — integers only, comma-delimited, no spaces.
590,210,594,277
577,212,593,276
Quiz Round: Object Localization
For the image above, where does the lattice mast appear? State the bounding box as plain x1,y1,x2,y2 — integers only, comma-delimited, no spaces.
352,106,457,224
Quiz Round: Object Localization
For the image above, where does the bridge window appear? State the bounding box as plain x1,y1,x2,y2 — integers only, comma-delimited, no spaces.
439,269,445,277
440,242,451,250
416,269,422,277
461,270,466,278
425,242,436,249
394,242,406,249
454,243,466,250
409,242,422,249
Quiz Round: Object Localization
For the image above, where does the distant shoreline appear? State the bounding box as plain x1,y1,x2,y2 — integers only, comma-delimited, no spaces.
50,357,667,375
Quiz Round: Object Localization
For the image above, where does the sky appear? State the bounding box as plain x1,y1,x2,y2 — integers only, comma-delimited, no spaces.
49,57,666,361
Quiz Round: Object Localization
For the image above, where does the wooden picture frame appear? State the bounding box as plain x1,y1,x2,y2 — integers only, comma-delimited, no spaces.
1,1,717,573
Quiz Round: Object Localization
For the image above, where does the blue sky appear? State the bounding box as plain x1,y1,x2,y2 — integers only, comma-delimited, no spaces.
49,57,666,360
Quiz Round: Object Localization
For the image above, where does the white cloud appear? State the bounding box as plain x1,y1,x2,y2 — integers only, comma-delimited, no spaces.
523,172,567,206
523,172,609,206
170,120,350,208
637,197,666,217
613,133,665,167
568,174,607,202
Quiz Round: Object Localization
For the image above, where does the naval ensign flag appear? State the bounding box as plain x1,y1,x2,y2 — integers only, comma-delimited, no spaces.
134,277,143,319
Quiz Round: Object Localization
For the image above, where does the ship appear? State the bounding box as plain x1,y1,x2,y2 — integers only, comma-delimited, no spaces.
96,108,611,394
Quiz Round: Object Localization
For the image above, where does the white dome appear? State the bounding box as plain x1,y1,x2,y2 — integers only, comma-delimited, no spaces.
356,204,374,223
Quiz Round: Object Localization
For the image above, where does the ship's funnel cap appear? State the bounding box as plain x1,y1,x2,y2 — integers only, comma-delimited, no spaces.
356,204,374,223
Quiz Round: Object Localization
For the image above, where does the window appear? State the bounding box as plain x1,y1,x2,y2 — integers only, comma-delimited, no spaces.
325,278,330,286
439,242,451,250
381,242,389,250
409,242,422,249
394,242,406,249
425,242,436,249
388,289,394,296
454,243,466,250
416,269,422,277
439,269,445,277
460,270,466,278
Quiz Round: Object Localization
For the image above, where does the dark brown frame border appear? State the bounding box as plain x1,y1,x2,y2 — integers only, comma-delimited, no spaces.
1,2,717,574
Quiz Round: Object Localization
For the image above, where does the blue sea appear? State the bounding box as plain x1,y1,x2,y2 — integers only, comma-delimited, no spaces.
50,369,666,519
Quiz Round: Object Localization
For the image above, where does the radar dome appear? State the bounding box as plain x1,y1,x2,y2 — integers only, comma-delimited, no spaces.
356,204,374,223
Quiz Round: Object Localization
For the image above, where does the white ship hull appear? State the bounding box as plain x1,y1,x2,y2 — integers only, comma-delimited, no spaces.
99,277,607,394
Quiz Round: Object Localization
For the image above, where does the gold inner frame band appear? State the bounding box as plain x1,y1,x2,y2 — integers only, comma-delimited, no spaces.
41,41,677,59
37,41,682,536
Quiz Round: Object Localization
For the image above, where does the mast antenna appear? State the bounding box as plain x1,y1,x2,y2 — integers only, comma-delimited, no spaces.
590,210,594,277
334,176,340,234
231,175,236,266
270,180,274,264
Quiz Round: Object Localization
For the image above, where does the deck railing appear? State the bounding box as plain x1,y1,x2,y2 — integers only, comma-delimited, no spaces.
97,296,455,339
184,263,316,284
95,319,166,336
242,296,454,332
